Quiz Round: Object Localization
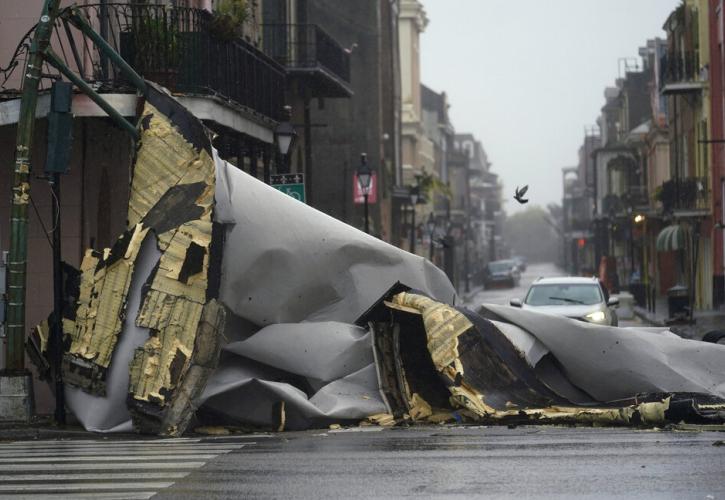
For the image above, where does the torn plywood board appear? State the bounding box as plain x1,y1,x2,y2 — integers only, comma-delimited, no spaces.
387,292,555,416
62,224,149,394
368,291,725,428
124,88,219,434
132,299,225,436
33,82,226,436
128,105,208,227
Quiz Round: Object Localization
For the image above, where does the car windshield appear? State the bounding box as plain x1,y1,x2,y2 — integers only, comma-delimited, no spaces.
488,261,514,273
525,284,602,306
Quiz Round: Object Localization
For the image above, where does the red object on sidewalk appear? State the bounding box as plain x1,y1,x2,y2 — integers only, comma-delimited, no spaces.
599,256,619,294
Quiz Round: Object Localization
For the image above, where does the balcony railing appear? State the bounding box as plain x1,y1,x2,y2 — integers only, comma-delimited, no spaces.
657,177,710,213
262,23,351,96
626,185,649,208
47,3,287,121
567,218,592,232
659,51,703,92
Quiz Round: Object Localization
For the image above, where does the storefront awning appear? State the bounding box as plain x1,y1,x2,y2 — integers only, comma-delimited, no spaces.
656,224,687,252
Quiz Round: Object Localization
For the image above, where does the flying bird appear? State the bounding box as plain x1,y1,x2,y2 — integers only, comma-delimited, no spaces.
514,185,529,204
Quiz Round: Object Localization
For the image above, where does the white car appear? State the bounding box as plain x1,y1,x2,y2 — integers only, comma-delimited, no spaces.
510,276,619,326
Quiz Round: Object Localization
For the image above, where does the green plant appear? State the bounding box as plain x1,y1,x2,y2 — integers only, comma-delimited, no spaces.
210,0,249,41
134,12,181,71
418,170,452,200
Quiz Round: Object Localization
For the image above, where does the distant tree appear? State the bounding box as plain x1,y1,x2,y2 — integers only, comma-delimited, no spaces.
503,205,559,264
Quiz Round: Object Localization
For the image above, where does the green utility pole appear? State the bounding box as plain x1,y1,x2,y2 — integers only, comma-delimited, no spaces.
4,2,147,374
6,0,62,372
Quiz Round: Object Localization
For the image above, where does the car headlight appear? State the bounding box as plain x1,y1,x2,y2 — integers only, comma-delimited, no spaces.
584,311,606,323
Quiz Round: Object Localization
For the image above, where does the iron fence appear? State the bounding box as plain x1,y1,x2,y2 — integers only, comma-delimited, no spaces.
626,185,649,207
657,177,709,212
19,3,287,121
659,51,700,89
262,24,350,83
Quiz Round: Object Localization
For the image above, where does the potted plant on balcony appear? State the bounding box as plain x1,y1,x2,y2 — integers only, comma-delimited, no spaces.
209,0,248,41
135,13,181,88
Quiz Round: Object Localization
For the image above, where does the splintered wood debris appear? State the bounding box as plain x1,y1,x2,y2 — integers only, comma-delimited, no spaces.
373,291,712,428
126,103,221,435
46,93,225,436
62,224,149,394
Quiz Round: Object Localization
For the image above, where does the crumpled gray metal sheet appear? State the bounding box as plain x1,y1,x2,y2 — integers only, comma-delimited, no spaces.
480,304,725,402
213,153,458,326
195,153,457,429
65,235,162,432
201,321,385,429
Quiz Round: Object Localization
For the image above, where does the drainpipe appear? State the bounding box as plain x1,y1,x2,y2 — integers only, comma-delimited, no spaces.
303,89,313,206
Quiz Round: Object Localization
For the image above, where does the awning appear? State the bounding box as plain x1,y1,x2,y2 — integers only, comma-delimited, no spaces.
656,224,687,252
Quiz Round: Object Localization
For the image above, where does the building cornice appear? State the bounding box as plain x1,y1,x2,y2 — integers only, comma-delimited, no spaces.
0,92,275,144
399,0,428,32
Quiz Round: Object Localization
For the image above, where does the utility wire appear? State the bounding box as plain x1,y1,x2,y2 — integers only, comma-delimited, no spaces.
29,193,55,250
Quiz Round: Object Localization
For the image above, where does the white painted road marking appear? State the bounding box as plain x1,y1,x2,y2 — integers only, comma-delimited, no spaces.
0,437,250,498
0,461,207,471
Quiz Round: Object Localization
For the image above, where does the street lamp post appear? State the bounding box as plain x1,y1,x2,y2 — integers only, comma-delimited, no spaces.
463,219,470,293
357,153,373,234
274,105,297,175
426,213,436,261
408,185,420,254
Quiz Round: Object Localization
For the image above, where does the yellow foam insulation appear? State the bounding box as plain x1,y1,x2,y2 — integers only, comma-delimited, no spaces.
42,95,225,437
66,224,148,367
365,413,396,427
127,103,209,228
388,292,498,416
408,392,433,421
129,300,204,403
126,100,217,416
150,221,212,303
385,292,676,427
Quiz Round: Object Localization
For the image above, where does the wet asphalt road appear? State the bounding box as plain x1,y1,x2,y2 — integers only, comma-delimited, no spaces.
464,260,553,308
157,263,682,499
156,426,725,499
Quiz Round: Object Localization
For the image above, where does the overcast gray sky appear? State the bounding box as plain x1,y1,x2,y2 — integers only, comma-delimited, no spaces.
420,0,680,214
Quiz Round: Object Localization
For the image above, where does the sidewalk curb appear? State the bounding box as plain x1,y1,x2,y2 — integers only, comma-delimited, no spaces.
0,418,139,442
461,286,484,305
633,306,665,327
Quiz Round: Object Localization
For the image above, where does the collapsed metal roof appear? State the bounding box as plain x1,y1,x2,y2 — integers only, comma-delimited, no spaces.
27,84,725,436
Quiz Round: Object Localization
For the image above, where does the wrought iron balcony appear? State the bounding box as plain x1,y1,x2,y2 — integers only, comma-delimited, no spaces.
659,51,704,94
626,185,649,208
656,177,710,213
50,3,287,121
567,218,592,232
484,199,500,221
262,24,352,98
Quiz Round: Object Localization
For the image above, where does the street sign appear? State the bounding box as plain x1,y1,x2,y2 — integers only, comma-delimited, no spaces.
271,173,306,203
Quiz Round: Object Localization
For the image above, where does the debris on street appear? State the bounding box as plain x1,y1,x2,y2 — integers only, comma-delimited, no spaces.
26,84,725,437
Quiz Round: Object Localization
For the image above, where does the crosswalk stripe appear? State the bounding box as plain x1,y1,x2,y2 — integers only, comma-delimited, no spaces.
0,445,241,453
0,435,267,448
0,437,250,498
3,493,158,500
0,472,190,481
0,454,219,463
0,448,240,457
0,461,207,471
0,438,202,447
0,482,175,492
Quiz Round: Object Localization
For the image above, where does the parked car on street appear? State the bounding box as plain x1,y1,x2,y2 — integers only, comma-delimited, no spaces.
510,276,619,326
511,255,527,272
483,259,521,289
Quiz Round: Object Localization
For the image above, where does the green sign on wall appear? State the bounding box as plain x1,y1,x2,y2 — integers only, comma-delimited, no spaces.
271,173,306,203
